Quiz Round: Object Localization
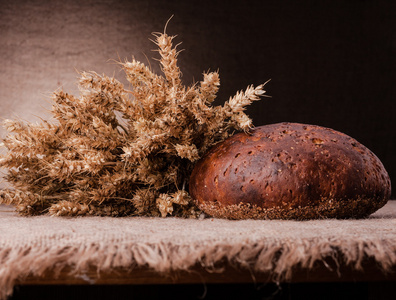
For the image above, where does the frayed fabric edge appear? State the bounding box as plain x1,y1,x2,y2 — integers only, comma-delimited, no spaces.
1,237,396,300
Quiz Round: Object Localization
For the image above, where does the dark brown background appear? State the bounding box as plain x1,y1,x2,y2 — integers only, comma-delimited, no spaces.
1,0,395,196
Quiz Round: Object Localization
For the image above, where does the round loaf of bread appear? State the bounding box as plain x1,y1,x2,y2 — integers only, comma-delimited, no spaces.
189,122,391,220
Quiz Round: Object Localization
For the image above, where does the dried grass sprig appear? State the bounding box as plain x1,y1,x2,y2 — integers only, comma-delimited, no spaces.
0,28,269,217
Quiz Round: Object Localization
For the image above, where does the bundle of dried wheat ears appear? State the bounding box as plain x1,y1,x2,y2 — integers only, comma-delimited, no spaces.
0,27,268,217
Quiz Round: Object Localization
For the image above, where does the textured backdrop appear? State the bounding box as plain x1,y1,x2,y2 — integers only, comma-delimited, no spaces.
0,0,394,195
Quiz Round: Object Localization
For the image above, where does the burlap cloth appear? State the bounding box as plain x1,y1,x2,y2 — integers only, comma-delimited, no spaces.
1,201,396,299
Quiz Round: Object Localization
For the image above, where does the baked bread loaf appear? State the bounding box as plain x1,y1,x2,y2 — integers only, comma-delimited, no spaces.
189,122,391,220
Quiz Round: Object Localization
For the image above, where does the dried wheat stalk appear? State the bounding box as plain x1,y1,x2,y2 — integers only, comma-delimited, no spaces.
0,29,269,217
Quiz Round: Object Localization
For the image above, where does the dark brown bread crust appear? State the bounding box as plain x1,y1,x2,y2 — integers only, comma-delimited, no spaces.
189,122,391,219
